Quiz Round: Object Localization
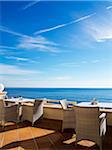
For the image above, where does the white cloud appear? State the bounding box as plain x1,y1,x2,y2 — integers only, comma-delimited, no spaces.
5,56,37,63
18,36,57,46
60,60,100,67
0,45,17,50
0,25,59,53
0,64,41,75
2,78,112,88
0,25,28,38
53,76,72,81
35,13,96,34
106,5,112,10
1,73,112,88
6,56,29,61
0,45,19,56
22,0,40,10
85,17,112,42
17,36,59,53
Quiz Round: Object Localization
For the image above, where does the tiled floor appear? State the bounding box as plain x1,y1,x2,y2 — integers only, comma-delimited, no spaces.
0,119,112,150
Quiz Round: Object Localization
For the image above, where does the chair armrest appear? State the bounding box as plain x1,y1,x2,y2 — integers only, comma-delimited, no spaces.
99,113,106,119
22,102,34,107
99,113,107,136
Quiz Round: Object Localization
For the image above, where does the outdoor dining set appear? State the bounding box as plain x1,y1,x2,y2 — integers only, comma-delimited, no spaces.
0,97,44,126
1,95,112,150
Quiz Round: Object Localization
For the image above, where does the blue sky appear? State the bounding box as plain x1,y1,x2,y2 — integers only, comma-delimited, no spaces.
0,1,112,88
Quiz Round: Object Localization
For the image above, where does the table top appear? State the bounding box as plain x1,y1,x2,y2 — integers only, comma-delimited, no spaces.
76,102,112,109
5,97,34,103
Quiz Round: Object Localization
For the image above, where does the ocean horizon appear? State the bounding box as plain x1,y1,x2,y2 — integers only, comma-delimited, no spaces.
6,88,112,103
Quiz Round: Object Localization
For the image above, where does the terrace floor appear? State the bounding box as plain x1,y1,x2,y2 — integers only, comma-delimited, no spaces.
0,119,112,150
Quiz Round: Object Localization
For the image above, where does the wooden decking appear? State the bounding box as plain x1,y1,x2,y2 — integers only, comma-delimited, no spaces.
0,119,112,150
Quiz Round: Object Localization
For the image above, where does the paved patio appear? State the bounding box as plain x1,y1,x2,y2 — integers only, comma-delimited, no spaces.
0,119,112,150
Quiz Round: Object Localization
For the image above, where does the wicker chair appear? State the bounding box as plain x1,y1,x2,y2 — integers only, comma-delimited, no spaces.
21,100,44,125
60,99,75,131
0,99,18,126
74,106,106,150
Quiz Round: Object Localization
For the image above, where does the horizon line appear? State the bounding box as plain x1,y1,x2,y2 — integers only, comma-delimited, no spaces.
5,87,112,89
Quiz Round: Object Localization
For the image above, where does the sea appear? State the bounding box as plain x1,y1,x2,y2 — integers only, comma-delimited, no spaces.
6,88,112,103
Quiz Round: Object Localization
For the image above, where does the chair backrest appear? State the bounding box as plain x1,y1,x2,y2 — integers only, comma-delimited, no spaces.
60,99,68,109
74,106,100,138
0,99,5,109
0,99,5,120
32,100,44,123
33,100,44,113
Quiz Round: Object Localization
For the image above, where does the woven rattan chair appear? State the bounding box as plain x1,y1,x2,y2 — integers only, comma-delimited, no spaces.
21,100,44,125
74,105,106,150
0,99,18,127
60,99,75,131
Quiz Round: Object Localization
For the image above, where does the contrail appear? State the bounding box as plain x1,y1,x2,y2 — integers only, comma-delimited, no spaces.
35,13,96,35
22,0,40,10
